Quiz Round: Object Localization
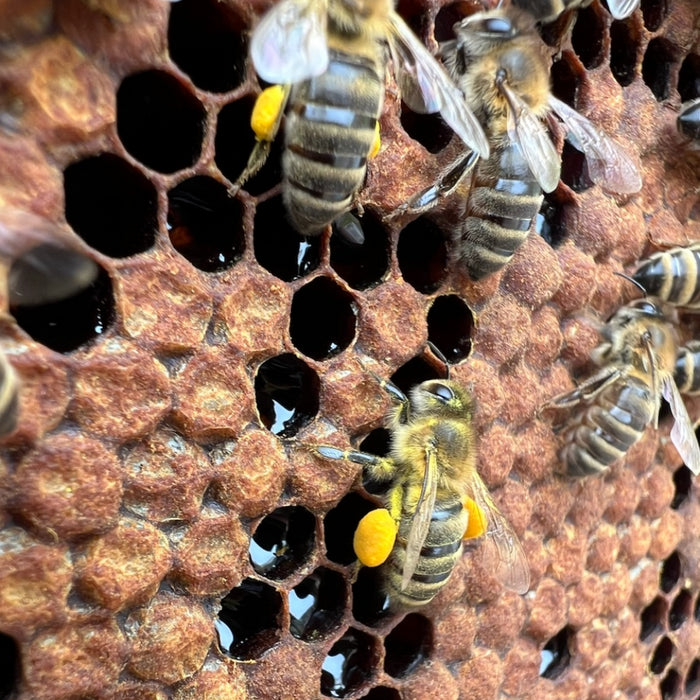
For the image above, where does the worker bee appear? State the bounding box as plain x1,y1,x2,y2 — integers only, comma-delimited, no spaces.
313,373,529,609
543,299,700,477
510,0,639,23
234,0,489,240
677,98,700,143
0,351,18,438
632,243,700,309
675,341,700,396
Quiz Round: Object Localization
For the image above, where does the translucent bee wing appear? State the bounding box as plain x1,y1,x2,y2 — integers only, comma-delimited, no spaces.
543,366,623,410
548,95,642,194
250,0,329,84
606,0,640,20
661,374,700,475
386,12,490,158
401,444,439,591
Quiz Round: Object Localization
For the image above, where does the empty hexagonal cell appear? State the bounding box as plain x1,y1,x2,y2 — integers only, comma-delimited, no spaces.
397,217,448,294
539,626,573,680
671,465,692,510
216,578,283,660
289,277,357,360
249,505,316,580
642,38,678,102
640,596,667,641
0,632,19,698
686,658,700,696
352,566,392,627
695,595,700,622
320,627,379,698
550,52,583,106
661,551,682,593
434,2,471,42
254,354,320,438
641,0,670,32
535,192,568,247
669,589,692,631
116,70,205,173
168,0,247,93
330,213,389,291
400,105,453,154
359,688,401,700
324,492,378,566
678,54,700,102
610,19,641,88
390,355,444,396
289,567,346,641
571,3,606,69
660,669,681,699
560,141,594,193
427,294,473,364
64,154,158,258
167,176,244,272
384,613,432,678
650,636,674,675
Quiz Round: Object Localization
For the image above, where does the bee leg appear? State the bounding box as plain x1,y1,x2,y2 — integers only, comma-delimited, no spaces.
311,446,398,482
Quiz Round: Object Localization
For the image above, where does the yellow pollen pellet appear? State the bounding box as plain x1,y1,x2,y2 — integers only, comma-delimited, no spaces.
369,122,381,159
353,508,397,567
250,85,286,141
463,497,487,540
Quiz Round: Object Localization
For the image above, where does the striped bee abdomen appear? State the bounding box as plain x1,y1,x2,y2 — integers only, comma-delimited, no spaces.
675,340,700,395
633,244,700,308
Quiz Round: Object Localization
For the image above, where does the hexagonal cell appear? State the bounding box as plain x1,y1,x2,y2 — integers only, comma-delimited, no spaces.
660,668,681,699
677,53,699,102
0,631,19,698
384,613,432,678
167,176,244,272
671,465,692,510
400,105,453,154
216,578,283,660
685,658,700,696
289,566,346,641
289,277,357,360
167,0,247,93
320,627,378,698
324,492,378,566
550,52,583,106
330,212,389,291
640,596,667,641
660,551,681,593
695,594,700,622
649,636,674,675
535,192,568,247
427,294,473,364
640,0,670,32
642,37,677,103
610,19,641,88
433,2,472,42
571,3,606,70
560,141,594,193
352,567,392,627
249,505,316,580
117,69,205,173
64,154,158,258
390,354,444,396
359,688,401,700
254,354,320,438
668,589,692,631
539,626,573,680
397,217,448,294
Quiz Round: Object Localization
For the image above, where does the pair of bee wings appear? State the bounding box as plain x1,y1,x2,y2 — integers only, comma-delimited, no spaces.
249,0,489,158
402,442,531,595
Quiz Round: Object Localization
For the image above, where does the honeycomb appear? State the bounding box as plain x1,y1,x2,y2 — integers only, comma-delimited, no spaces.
0,0,698,698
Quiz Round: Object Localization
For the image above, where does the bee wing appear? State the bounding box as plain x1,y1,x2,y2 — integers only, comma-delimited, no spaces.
606,0,639,20
386,12,489,158
467,472,530,594
250,0,328,84
661,373,700,475
543,366,623,410
548,95,642,194
401,443,439,591
498,80,560,193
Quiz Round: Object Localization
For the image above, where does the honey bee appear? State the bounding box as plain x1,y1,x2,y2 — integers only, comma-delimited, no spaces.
234,0,489,240
632,243,700,309
0,351,18,438
543,299,700,477
313,373,529,609
675,341,700,396
678,99,700,143
510,0,639,22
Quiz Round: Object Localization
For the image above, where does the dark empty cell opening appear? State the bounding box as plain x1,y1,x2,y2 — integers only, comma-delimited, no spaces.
434,2,473,41
384,613,432,678
324,492,378,566
289,567,346,641
668,589,692,631
571,4,606,70
686,658,700,695
671,465,692,510
11,266,114,353
640,0,668,32
550,53,582,106
649,636,674,675
320,627,377,698
539,626,573,680
330,212,389,291
400,105,453,154
116,70,204,173
359,688,401,700
249,505,316,580
352,566,392,627
167,177,244,272
427,294,473,363
660,551,681,593
0,632,19,699
560,140,594,193
677,54,700,102
609,20,639,88
64,154,157,258
397,217,448,294
168,0,247,93
640,596,667,641
254,197,321,282
289,277,357,360
535,193,567,247
660,669,680,700
642,38,676,102
539,10,575,48
359,428,392,496
390,355,443,397
216,578,283,660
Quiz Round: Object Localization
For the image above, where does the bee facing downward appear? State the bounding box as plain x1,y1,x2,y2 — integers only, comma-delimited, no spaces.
233,0,489,241
313,372,529,609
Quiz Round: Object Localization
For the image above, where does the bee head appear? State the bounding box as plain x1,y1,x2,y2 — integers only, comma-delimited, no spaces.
410,380,473,418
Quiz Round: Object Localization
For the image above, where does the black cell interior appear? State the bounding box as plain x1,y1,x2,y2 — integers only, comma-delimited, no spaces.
668,589,692,631
660,551,681,593
167,176,244,272
671,465,692,510
640,596,667,641
324,492,378,566
640,0,669,32
400,105,453,154
609,20,639,88
686,658,700,696
64,154,158,258
167,0,247,93
216,578,283,660
359,688,401,700
642,38,677,102
116,70,205,173
677,54,700,102
330,212,389,291
571,4,606,70
289,567,346,641
254,197,322,282
397,217,448,294
649,636,674,675
249,505,316,580
539,626,573,680
289,277,357,360
383,613,432,678
359,428,392,496
320,627,377,698
535,192,568,247
550,53,581,106
255,354,320,438
433,2,473,43
560,141,594,193
352,566,392,627
427,294,473,364
389,355,444,397
660,669,680,700
0,632,19,699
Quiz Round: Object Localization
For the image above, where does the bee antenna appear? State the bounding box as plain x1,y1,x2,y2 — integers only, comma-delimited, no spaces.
614,271,647,297
426,341,450,380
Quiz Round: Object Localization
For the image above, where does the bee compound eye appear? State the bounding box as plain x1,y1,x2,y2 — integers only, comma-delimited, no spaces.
482,17,513,35
431,383,454,402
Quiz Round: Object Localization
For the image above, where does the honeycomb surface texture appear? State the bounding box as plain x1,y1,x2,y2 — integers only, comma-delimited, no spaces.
0,0,698,698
